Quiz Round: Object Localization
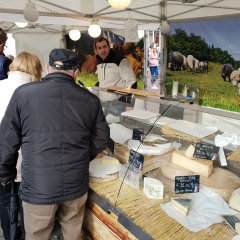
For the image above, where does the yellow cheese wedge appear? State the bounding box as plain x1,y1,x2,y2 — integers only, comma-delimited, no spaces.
172,198,191,216
185,145,195,158
172,151,213,177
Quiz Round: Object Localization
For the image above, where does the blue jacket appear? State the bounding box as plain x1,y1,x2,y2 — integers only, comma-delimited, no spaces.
0,54,12,80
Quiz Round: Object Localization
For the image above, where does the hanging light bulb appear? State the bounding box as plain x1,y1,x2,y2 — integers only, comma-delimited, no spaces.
108,0,132,10
23,2,39,22
15,22,28,28
161,21,171,35
88,23,101,38
69,29,81,41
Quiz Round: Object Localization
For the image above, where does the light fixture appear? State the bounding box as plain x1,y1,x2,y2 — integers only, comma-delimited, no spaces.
15,22,28,28
108,0,132,10
69,29,81,41
138,30,144,39
23,2,39,22
161,21,170,35
88,23,101,38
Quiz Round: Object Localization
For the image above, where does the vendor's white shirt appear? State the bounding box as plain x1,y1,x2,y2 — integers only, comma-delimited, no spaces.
97,59,136,102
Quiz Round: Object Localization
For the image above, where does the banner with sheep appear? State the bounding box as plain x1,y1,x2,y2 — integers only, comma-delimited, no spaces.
164,18,240,112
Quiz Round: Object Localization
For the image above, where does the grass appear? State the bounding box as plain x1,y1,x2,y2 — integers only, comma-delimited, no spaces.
76,62,240,112
76,73,98,87
165,62,240,112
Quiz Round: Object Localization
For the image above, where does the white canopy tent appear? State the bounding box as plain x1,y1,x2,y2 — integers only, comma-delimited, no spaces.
1,0,240,133
1,0,240,83
1,0,240,33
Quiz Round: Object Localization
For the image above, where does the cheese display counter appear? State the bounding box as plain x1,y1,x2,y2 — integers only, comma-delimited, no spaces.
82,87,240,240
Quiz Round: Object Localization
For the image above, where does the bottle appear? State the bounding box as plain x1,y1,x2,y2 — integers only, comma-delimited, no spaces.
172,81,178,96
183,85,187,97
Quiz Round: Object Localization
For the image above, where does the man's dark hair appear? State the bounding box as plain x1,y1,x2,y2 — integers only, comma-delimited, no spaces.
0,28,7,45
94,37,110,49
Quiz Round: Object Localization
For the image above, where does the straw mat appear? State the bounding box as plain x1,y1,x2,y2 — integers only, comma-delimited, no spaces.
90,179,234,240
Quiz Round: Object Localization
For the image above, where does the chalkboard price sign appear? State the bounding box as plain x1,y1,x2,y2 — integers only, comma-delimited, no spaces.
175,175,200,194
129,149,144,170
193,142,219,160
132,128,144,141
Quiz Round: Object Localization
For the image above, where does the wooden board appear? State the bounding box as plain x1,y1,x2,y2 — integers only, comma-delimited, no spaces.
114,143,163,174
114,143,158,164
83,201,136,240
105,86,163,97
83,208,120,240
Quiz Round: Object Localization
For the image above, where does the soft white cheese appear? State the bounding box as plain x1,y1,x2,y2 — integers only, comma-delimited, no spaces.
144,177,164,199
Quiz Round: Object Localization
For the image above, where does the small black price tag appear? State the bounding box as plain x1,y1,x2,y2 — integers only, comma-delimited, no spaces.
193,142,220,160
175,175,200,194
132,128,144,141
129,149,144,170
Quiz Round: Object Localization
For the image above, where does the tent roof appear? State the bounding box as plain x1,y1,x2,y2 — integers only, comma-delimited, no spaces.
1,0,240,33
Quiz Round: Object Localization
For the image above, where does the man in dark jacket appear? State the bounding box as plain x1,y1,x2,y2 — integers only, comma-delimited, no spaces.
0,28,12,80
0,48,110,240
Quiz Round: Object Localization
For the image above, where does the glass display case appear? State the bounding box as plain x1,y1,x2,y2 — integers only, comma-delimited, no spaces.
82,87,240,240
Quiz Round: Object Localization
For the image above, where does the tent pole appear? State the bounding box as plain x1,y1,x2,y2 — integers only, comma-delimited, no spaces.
159,32,167,95
143,31,148,90
159,0,167,96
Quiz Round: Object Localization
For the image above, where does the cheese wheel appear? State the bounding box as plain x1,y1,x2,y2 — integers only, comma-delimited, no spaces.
201,168,240,202
229,188,240,211
101,156,119,165
172,151,213,177
161,161,194,180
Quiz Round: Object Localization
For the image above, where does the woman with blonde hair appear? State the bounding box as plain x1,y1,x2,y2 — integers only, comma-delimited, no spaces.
0,51,42,240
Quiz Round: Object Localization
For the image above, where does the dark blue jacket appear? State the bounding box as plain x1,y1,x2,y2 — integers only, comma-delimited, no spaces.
0,54,12,80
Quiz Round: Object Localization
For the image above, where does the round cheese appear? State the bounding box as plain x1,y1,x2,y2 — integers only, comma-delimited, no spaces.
161,161,194,180
200,168,240,201
229,188,240,211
